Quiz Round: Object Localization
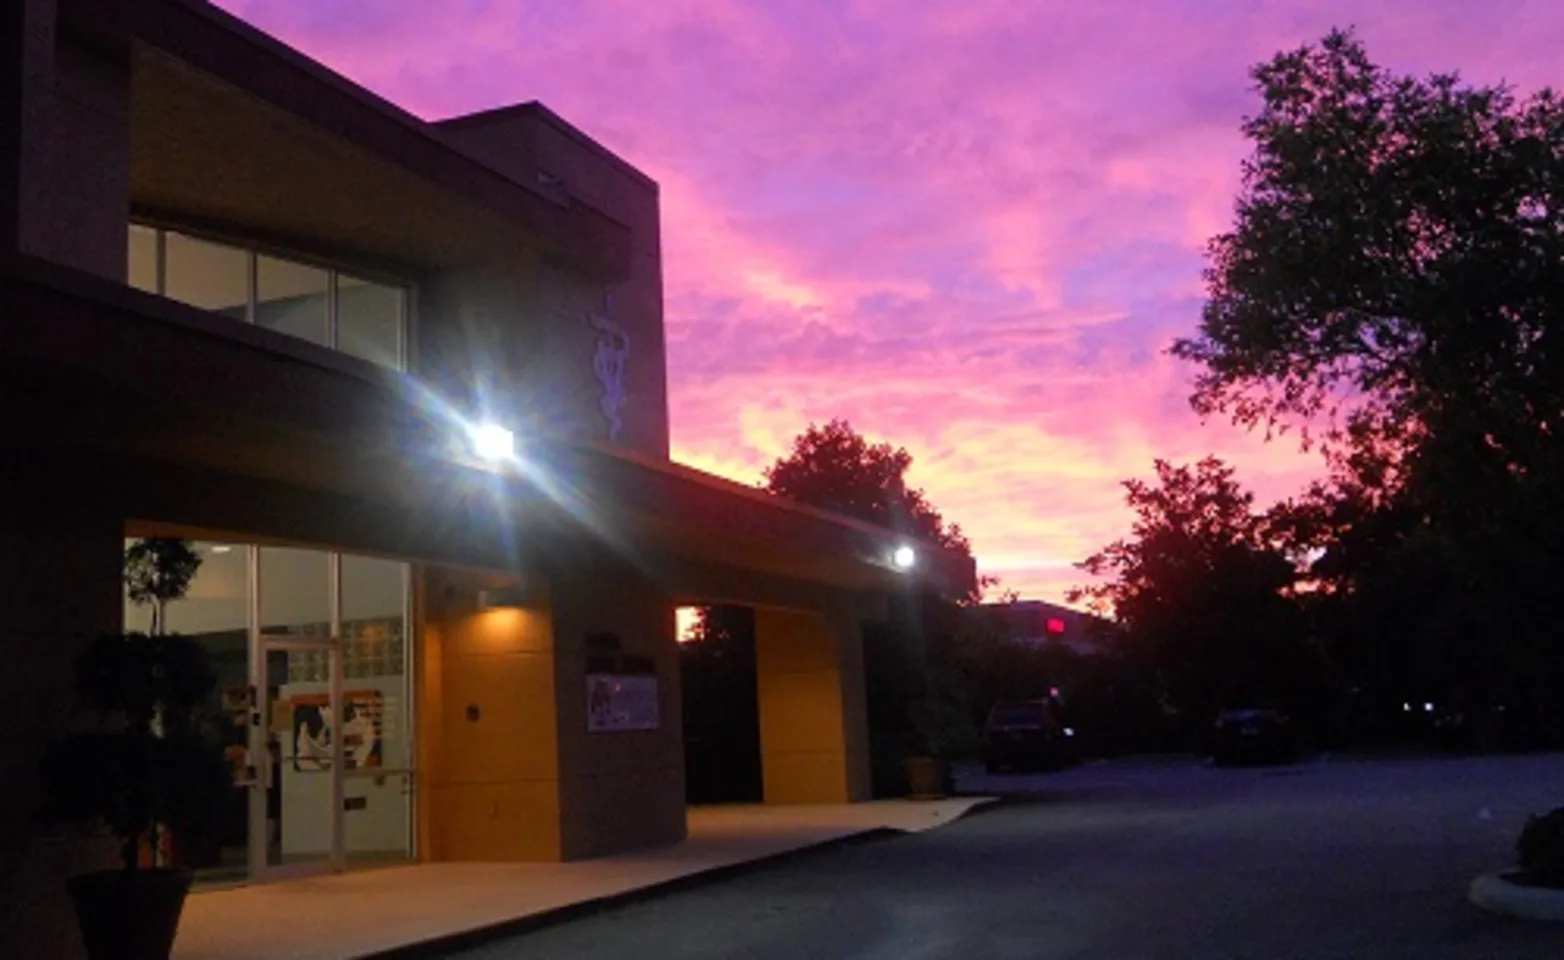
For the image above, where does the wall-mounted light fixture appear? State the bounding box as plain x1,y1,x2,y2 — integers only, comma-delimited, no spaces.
891,544,917,571
467,421,515,461
477,585,530,609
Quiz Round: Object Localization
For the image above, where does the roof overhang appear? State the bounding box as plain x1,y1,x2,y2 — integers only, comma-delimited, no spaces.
0,256,977,601
59,0,632,277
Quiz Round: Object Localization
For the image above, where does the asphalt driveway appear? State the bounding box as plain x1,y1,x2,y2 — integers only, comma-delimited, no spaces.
449,753,1564,959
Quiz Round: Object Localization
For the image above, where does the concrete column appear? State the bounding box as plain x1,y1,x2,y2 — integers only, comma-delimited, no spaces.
1,0,132,279
549,555,686,860
0,466,124,960
754,606,872,805
419,568,562,861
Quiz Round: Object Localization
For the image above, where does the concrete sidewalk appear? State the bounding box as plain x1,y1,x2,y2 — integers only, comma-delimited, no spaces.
172,798,993,960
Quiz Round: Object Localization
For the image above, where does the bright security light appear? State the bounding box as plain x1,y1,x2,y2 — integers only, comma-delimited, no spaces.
468,422,515,461
891,545,917,570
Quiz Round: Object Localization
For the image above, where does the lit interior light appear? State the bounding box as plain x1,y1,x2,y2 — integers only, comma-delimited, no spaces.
1063,727,1076,738
468,422,515,461
1424,702,1435,713
1403,702,1412,712
891,545,916,570
210,546,232,554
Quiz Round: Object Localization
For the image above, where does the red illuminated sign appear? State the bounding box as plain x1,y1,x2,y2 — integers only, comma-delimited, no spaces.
1045,617,1066,635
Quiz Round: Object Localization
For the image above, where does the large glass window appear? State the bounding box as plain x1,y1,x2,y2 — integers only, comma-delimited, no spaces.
125,224,408,370
165,233,250,321
259,547,333,640
128,224,159,294
123,540,252,884
337,275,405,369
123,536,415,883
340,554,411,864
256,256,330,349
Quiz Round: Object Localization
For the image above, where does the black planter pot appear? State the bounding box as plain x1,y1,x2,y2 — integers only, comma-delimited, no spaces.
903,756,951,800
68,868,193,960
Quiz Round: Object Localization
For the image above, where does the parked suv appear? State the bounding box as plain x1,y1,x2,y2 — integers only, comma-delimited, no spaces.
981,699,1076,773
1212,706,1297,766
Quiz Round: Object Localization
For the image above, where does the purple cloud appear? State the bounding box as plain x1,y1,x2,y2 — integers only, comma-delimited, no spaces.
217,0,1564,599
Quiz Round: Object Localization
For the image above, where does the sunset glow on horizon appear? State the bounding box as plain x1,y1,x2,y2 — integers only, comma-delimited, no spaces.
217,0,1564,604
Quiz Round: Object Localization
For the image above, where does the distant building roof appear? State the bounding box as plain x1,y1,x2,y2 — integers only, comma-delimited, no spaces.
978,599,1116,655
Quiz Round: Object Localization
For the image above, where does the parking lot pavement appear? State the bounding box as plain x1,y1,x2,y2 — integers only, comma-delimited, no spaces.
449,753,1564,960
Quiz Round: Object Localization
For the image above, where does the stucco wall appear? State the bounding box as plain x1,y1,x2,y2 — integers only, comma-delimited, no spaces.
434,108,670,459
755,606,874,805
420,567,562,862
549,551,687,859
0,454,124,960
5,4,131,280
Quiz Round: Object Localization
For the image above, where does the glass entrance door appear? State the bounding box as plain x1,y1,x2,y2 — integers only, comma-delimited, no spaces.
126,533,413,886
255,639,341,878
252,547,341,880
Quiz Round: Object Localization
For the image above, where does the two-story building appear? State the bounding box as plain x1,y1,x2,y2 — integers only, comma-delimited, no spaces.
0,0,972,954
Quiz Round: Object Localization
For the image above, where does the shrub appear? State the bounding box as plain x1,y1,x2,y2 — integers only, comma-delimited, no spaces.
38,632,232,871
1516,806,1564,886
908,697,979,761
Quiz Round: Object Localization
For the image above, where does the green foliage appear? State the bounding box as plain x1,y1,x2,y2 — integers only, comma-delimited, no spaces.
1070,458,1324,725
71,632,215,729
1173,27,1564,469
1169,29,1564,733
38,539,231,872
907,697,979,761
1517,807,1564,886
39,633,233,871
124,538,202,635
764,419,982,597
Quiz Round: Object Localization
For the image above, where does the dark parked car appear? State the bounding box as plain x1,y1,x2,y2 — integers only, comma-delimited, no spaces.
982,699,1076,773
1212,707,1297,766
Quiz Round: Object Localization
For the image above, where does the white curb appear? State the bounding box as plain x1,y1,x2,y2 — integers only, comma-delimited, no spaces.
1469,871,1564,921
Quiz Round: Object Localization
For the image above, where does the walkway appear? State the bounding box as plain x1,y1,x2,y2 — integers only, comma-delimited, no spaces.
172,799,991,960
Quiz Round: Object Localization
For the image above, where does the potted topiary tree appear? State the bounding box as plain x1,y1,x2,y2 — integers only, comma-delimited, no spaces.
37,538,232,960
903,696,978,799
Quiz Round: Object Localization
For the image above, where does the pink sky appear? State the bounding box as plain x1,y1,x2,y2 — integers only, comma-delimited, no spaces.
219,0,1564,603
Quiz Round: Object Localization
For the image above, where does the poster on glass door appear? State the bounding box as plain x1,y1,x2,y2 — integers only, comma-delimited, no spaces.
286,690,385,770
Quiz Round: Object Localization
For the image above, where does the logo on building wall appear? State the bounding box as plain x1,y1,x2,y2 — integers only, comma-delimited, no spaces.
589,294,630,442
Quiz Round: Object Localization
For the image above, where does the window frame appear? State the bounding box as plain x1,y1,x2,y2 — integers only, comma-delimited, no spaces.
129,220,414,373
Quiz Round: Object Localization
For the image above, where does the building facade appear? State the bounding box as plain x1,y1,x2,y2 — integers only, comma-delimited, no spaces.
984,600,1113,657
0,0,973,954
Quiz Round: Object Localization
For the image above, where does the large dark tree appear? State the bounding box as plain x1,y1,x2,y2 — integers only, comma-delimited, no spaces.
1174,28,1564,473
1070,458,1323,732
1172,30,1564,742
764,419,975,567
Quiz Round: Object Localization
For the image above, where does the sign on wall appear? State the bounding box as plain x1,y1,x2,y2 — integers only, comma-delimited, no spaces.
588,293,630,443
586,674,660,733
